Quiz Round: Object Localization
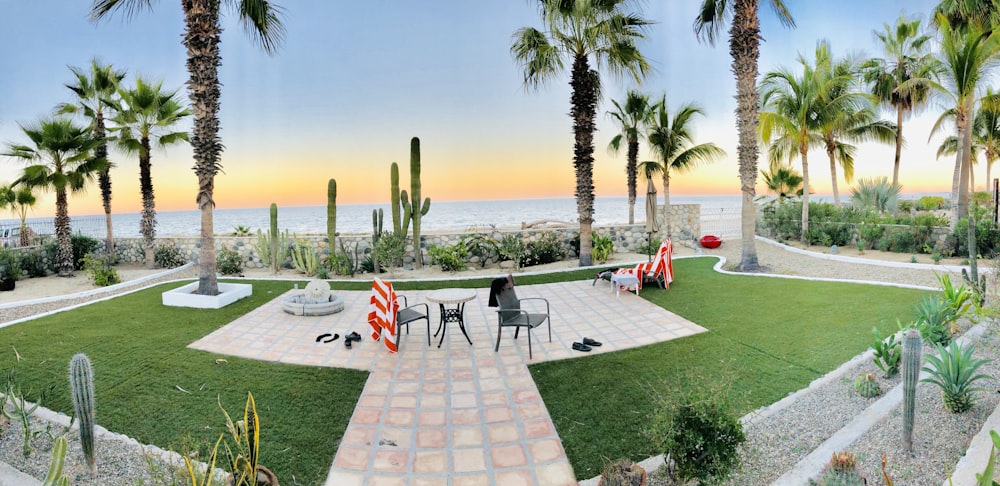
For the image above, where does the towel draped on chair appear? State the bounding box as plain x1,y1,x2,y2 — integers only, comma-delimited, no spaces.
367,277,400,353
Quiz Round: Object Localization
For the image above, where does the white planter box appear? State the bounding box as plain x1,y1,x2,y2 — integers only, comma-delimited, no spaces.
162,282,253,309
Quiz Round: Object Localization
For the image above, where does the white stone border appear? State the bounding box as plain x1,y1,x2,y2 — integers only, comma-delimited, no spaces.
0,263,195,310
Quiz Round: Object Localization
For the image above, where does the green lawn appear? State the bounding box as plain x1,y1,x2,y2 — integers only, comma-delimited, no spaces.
0,280,365,485
529,257,931,479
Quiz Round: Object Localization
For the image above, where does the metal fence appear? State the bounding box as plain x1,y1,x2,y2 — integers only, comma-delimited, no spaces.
700,207,742,239
0,216,108,248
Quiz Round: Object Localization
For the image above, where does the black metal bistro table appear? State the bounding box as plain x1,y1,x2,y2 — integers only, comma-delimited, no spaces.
425,288,476,348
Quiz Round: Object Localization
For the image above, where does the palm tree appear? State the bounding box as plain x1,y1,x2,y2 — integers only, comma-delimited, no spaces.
923,15,1000,226
3,118,106,276
693,0,795,271
760,159,804,203
862,15,934,189
58,59,126,256
850,176,901,214
974,92,1000,193
644,97,725,234
512,0,651,266
90,0,285,295
607,90,655,224
113,78,191,269
0,184,37,247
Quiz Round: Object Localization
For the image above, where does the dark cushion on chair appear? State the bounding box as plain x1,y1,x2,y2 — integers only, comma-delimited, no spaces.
398,307,425,325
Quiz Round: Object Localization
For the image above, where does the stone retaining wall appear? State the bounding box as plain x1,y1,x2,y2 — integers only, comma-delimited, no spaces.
109,204,701,267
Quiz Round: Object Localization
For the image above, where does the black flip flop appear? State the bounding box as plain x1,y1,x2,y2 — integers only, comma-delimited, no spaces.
345,338,352,349
322,333,340,344
582,337,602,347
346,331,362,342
315,333,332,343
572,342,592,352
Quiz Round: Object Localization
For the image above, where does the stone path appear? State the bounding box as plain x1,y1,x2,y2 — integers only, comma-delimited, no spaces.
190,279,706,485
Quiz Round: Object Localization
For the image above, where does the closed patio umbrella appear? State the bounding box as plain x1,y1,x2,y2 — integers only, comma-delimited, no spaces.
644,177,659,262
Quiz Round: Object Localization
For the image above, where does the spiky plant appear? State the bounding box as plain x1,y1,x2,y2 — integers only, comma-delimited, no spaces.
871,327,901,378
853,373,881,398
69,353,97,475
921,341,994,413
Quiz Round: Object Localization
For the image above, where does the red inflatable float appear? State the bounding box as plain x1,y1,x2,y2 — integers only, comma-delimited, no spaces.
699,235,722,249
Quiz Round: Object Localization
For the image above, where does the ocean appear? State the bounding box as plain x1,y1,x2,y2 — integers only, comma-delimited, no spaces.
0,193,949,238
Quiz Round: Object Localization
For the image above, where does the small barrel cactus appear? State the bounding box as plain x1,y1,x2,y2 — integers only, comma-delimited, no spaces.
853,373,881,398
599,459,646,486
69,353,97,475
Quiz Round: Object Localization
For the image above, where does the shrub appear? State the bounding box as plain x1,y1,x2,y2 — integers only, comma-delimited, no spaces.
952,216,1000,258
154,244,186,269
871,328,901,378
498,234,526,268
875,226,925,254
917,195,946,211
216,247,244,276
71,234,100,270
81,253,120,286
462,234,500,268
972,190,991,207
856,223,884,250
17,247,50,278
649,370,745,484
635,236,662,256
921,341,994,413
897,199,915,213
912,295,955,347
0,247,21,281
599,459,645,486
592,233,614,264
427,243,468,271
375,232,406,268
850,176,900,214
522,232,566,267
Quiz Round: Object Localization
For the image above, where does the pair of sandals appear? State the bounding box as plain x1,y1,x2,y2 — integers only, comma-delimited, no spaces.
344,332,362,349
572,337,602,352
315,333,340,343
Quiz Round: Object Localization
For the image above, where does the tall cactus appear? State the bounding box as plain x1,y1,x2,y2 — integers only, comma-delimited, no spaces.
390,162,409,238
402,137,430,268
372,208,383,274
269,203,279,273
902,329,922,453
327,179,337,252
69,353,97,476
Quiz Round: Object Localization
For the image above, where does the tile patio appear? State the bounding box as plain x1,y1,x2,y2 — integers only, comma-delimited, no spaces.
189,279,706,485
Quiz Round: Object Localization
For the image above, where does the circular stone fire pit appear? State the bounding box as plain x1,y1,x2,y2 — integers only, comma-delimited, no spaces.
282,280,345,316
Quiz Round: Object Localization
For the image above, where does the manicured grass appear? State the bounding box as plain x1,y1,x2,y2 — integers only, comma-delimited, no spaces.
0,280,366,485
529,257,931,480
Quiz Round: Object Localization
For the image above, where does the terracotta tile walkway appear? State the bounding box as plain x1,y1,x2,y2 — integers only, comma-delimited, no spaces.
189,280,706,485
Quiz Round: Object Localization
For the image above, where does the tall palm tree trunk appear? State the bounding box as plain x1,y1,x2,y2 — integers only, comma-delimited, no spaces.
626,138,638,224
55,188,74,277
662,171,671,237
958,99,974,223
827,144,840,207
892,105,904,188
139,138,156,269
184,0,224,294
95,113,114,256
570,55,597,267
731,0,761,271
800,146,810,242
987,155,995,202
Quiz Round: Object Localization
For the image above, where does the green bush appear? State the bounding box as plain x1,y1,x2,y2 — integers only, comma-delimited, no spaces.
917,195,946,211
374,232,406,268
875,226,926,254
592,234,615,264
216,247,244,276
871,328,901,378
898,199,915,213
71,234,101,270
921,341,994,413
462,234,500,268
650,394,745,483
912,295,955,347
0,247,21,280
856,223,884,250
523,232,567,267
972,191,991,207
498,234,526,268
635,236,662,256
951,215,1000,258
81,253,120,286
17,247,50,278
154,244,186,269
427,243,468,272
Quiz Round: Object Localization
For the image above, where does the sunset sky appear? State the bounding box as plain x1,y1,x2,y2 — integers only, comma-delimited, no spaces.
0,0,960,218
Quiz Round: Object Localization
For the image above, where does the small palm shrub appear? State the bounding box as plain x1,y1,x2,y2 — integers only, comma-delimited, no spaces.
871,327,901,378
154,244,186,268
592,233,615,264
216,247,244,276
523,232,567,267
81,253,120,286
921,341,994,413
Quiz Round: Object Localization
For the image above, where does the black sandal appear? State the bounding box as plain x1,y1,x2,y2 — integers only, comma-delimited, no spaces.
346,332,362,342
323,333,340,343
315,333,332,343
345,338,352,349
582,337,602,347
572,342,592,352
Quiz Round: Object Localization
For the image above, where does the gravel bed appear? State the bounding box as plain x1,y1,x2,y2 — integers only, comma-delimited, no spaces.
849,330,1000,484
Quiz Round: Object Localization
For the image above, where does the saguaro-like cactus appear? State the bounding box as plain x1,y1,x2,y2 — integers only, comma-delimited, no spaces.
390,162,410,238
327,179,337,252
269,203,279,273
372,208,383,274
69,353,97,476
401,137,431,268
902,329,922,453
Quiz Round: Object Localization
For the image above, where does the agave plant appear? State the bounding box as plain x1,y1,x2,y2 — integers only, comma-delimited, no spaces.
912,295,956,346
937,273,976,325
921,341,994,413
